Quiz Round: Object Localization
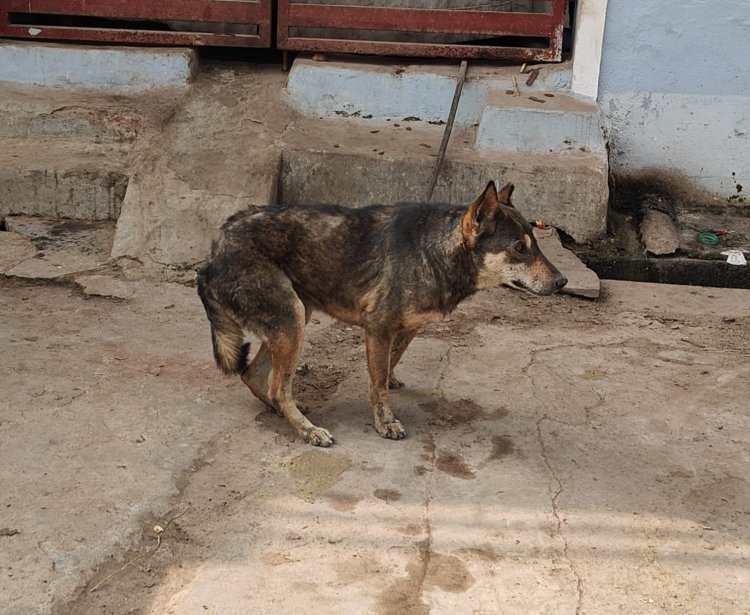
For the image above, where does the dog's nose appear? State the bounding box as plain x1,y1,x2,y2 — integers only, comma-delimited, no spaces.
555,274,568,290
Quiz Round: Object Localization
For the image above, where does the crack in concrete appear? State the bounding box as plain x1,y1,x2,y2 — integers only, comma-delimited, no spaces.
408,341,454,606
536,415,584,614
521,338,634,371
416,431,437,609
435,344,453,397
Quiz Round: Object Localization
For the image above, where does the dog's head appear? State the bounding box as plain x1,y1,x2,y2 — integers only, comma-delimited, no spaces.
462,181,567,295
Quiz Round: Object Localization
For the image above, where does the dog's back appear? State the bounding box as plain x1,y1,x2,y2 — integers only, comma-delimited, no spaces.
200,202,472,321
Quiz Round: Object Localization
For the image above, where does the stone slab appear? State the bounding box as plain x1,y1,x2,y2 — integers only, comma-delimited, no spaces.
534,227,601,298
640,208,680,255
73,274,136,300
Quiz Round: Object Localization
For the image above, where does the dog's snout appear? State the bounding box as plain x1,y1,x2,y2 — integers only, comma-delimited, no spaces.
555,274,568,290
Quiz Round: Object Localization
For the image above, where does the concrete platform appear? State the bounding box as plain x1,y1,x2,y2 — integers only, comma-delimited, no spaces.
0,82,184,142
286,56,606,158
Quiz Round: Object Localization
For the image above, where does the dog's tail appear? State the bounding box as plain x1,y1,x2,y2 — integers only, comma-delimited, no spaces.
196,265,250,375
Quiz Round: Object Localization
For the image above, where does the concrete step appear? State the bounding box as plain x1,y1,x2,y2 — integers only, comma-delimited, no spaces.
286,55,572,126
0,40,196,90
476,92,604,153
0,81,186,222
0,138,129,221
281,116,608,243
0,83,185,143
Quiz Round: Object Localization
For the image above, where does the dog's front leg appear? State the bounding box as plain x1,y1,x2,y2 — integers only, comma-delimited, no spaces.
365,329,407,440
388,329,417,389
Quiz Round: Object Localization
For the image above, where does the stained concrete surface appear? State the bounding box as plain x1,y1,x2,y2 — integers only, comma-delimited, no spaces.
1,268,749,614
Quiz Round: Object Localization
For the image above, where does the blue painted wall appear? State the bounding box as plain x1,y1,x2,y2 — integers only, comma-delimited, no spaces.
597,0,750,195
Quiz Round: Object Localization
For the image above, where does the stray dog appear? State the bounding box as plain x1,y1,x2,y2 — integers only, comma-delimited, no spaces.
197,181,566,446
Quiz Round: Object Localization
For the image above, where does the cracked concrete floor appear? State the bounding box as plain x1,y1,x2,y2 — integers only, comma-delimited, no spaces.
1,275,750,614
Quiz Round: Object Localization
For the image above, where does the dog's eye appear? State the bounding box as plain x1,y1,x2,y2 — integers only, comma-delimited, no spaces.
513,240,528,254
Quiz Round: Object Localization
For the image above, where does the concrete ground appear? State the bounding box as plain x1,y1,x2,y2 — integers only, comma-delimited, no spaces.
2,269,750,614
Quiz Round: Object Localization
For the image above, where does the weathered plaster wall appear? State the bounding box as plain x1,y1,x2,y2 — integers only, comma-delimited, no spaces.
598,1,749,196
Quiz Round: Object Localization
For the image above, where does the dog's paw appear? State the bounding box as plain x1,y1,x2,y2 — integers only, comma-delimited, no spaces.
376,419,407,440
388,374,405,389
304,426,335,447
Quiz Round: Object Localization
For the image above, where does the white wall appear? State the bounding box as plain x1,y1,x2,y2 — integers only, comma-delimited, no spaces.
597,1,750,197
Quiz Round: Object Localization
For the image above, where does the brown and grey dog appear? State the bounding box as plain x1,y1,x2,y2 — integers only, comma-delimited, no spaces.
197,181,566,446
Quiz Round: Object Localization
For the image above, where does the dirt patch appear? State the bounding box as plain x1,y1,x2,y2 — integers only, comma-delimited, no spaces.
489,435,514,460
326,492,363,512
292,320,364,407
461,545,502,563
419,398,485,428
374,488,402,503
292,364,349,407
334,552,384,586
425,552,475,593
435,450,476,480
379,543,475,615
285,450,352,498
398,524,423,536
420,316,481,347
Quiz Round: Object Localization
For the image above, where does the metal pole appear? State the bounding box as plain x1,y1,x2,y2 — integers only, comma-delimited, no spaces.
426,59,468,201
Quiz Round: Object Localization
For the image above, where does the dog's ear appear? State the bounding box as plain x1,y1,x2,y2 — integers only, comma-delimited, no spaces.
498,182,515,207
462,181,500,244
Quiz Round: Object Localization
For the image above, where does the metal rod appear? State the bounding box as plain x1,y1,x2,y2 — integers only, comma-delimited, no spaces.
426,59,468,202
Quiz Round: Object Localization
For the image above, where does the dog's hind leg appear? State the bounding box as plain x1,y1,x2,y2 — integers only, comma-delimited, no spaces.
388,329,417,389
241,342,274,408
230,262,328,444
365,330,407,440
266,298,334,447
242,324,311,415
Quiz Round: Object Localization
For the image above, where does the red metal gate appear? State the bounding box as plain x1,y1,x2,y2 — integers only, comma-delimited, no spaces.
0,1,566,62
277,1,567,62
0,0,272,47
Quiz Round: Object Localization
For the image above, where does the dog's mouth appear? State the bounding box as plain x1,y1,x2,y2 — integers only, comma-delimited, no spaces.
508,278,551,296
